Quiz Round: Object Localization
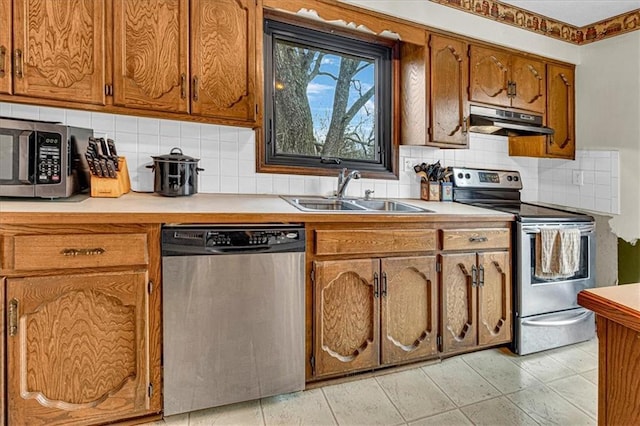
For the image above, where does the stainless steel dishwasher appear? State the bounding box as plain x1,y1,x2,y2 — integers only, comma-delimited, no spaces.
161,225,305,416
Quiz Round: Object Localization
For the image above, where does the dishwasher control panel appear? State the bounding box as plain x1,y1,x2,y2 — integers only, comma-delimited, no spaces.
162,225,305,255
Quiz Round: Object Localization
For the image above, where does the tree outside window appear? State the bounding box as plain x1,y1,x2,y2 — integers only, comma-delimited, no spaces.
262,19,395,177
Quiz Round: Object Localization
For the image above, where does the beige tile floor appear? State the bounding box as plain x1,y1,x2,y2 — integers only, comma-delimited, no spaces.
153,339,598,426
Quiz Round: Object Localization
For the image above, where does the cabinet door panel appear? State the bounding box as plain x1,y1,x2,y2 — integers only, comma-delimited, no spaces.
469,46,510,108
477,251,511,346
546,63,575,159
191,0,256,122
441,253,477,353
429,34,468,146
7,271,150,425
381,256,437,364
314,259,379,377
113,0,189,112
0,0,11,94
510,56,545,113
13,0,105,104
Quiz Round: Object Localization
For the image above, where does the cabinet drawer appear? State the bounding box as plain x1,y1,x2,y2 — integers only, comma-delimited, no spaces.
441,228,509,251
12,233,148,270
315,229,437,256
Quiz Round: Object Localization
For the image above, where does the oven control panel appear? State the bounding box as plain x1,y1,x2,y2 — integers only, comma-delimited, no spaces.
452,167,523,189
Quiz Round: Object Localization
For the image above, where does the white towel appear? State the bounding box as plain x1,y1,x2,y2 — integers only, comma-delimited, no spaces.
535,227,581,280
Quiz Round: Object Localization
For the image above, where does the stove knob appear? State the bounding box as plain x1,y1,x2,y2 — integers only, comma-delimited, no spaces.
457,173,463,179
514,176,519,181
507,176,513,182
465,173,471,179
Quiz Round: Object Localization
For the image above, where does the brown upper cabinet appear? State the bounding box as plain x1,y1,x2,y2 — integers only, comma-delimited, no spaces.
546,63,575,159
509,63,575,159
114,0,259,123
429,34,469,147
0,0,11,95
11,0,107,105
2,0,260,126
470,45,546,114
113,0,190,113
190,0,258,123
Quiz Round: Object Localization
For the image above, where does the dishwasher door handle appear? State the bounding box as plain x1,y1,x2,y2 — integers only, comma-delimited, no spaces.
206,246,272,254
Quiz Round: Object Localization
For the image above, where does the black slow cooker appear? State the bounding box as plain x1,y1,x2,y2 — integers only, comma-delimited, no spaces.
147,148,204,196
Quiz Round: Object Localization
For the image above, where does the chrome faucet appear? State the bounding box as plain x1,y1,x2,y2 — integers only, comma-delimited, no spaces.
336,168,361,199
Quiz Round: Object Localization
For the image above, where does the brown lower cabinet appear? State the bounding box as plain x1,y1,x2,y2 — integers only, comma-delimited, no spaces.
440,251,512,354
313,256,438,378
0,224,162,425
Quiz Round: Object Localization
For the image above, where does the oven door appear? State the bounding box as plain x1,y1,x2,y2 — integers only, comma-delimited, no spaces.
516,222,595,318
0,123,36,197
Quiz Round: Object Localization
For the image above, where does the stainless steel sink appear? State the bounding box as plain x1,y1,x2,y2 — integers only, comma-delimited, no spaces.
284,198,367,211
283,197,433,213
351,199,426,212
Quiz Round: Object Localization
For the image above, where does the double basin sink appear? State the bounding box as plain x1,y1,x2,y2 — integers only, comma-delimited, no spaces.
283,196,433,213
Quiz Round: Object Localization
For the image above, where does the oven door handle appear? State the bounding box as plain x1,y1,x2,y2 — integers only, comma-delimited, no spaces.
521,310,592,327
522,224,595,235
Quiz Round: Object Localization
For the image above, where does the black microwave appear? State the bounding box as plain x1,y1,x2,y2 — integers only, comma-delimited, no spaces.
0,117,93,198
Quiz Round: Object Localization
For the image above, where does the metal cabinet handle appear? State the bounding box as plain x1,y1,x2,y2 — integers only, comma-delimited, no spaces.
15,49,23,79
471,265,477,287
192,76,199,101
8,299,18,337
61,248,106,256
0,46,6,77
180,73,187,99
478,265,485,287
381,272,387,297
373,272,379,298
469,236,488,243
461,115,468,134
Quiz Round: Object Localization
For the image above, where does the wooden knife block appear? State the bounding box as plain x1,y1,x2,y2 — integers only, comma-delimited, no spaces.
90,157,131,198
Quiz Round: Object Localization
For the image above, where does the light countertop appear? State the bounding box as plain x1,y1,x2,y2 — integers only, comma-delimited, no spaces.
0,192,514,225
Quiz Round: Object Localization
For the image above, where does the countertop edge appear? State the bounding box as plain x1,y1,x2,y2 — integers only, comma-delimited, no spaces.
578,284,640,333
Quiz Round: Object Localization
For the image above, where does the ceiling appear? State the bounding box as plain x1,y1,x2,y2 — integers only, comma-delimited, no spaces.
500,0,640,27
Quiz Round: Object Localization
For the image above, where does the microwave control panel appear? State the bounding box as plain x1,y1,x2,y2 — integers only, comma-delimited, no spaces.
36,132,62,184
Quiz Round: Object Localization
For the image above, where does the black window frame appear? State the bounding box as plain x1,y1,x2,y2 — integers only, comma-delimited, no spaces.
261,17,397,178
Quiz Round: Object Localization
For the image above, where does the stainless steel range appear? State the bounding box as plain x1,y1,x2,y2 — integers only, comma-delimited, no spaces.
452,167,596,355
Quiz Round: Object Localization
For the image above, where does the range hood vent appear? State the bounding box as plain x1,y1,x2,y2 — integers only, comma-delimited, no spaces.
469,105,554,137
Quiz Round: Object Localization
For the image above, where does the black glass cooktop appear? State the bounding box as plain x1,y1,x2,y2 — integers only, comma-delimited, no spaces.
463,201,593,222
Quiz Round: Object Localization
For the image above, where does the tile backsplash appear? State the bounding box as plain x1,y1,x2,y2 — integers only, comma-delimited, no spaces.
0,102,619,215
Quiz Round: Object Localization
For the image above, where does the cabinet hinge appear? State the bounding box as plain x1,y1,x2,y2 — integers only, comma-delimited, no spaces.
437,335,442,350
8,299,18,337
148,383,154,398
310,268,315,284
436,261,441,273
310,355,316,375
148,280,154,294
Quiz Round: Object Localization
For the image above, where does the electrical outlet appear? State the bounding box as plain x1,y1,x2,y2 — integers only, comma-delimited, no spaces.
404,158,415,172
572,170,584,186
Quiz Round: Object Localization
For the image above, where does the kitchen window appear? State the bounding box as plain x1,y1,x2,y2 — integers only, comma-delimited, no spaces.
261,17,398,178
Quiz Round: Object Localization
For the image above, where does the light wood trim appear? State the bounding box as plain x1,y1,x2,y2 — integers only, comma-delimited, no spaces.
315,229,437,256
263,0,425,45
441,228,509,251
12,233,148,271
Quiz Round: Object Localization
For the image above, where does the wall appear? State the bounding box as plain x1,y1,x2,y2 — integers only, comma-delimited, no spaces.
0,102,539,200
576,31,640,242
344,0,580,63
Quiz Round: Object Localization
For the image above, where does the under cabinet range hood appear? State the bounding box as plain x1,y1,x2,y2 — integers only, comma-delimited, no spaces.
469,105,554,136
